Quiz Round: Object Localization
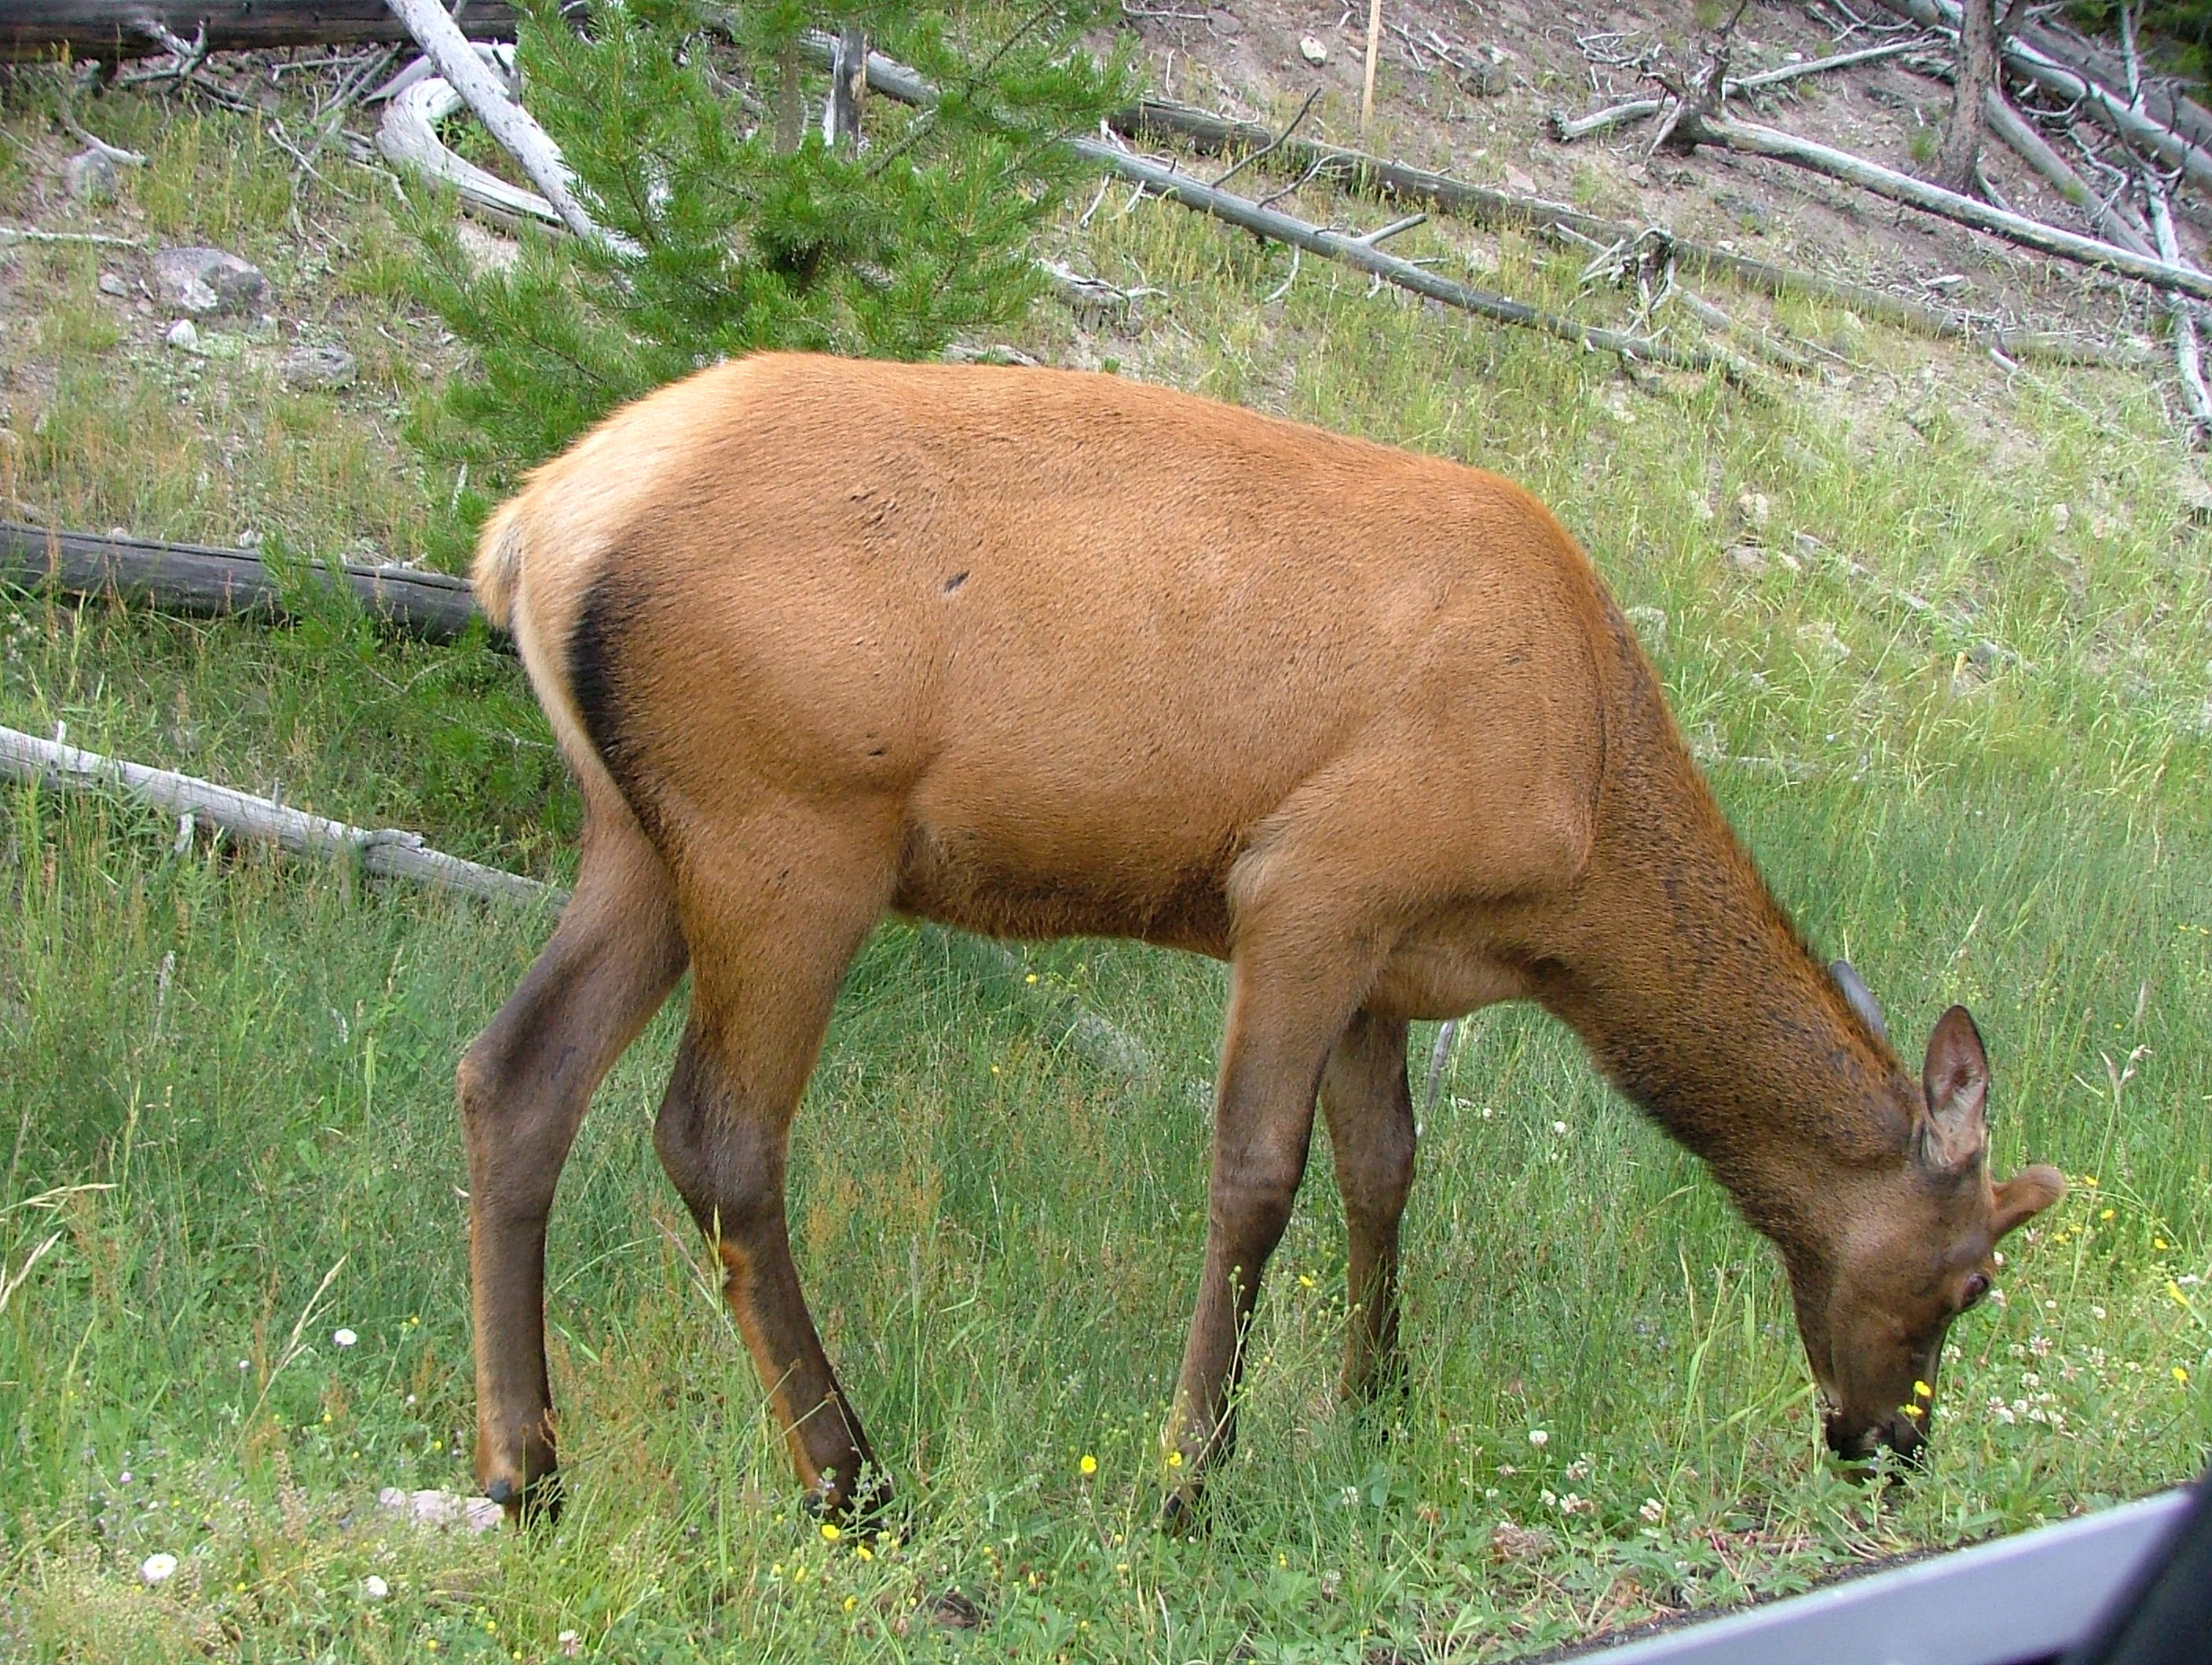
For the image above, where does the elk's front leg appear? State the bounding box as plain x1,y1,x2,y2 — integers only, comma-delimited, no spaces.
1161,939,1370,1524
460,812,685,1520
1320,1011,1415,1400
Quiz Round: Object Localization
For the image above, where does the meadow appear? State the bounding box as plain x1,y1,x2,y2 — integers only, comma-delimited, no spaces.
2,68,2209,1662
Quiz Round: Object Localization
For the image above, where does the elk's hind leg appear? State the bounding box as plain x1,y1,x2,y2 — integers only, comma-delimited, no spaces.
1319,1011,1415,1400
650,811,895,1518
460,796,687,1520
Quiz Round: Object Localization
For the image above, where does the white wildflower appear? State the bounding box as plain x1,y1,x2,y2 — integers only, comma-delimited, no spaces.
334,1328,357,1348
362,1575,389,1601
139,1553,178,1586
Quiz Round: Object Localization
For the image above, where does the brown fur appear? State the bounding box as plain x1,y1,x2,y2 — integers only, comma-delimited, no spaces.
460,353,2062,1520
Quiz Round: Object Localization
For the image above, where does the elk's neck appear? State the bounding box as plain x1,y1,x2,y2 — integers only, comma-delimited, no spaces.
1533,646,1913,1253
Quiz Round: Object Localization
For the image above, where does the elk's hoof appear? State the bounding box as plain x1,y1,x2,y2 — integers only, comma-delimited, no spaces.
486,1469,562,1527
1154,1488,1208,1537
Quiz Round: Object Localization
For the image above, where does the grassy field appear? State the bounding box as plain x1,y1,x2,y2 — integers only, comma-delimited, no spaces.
3,65,2210,1663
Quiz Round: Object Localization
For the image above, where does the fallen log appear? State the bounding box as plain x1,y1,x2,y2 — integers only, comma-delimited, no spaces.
1110,97,2143,364
0,520,486,642
1675,110,2212,303
0,723,555,906
1,0,516,60
376,60,561,229
381,0,617,249
1874,0,2212,199
826,46,1734,375
1547,36,1934,144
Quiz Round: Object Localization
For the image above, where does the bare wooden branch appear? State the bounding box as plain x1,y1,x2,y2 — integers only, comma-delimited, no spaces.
1,519,487,642
1876,0,2212,197
823,26,867,150
1089,146,1741,375
1112,95,2146,362
836,44,1738,375
1361,0,1382,135
0,0,517,60
2148,176,2212,443
0,725,556,908
1550,41,1936,145
380,0,613,248
1927,0,1998,193
1984,90,2154,254
1675,109,2212,302
376,70,562,229
0,225,143,247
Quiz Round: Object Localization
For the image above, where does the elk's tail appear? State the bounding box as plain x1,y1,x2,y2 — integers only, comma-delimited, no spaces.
472,498,530,633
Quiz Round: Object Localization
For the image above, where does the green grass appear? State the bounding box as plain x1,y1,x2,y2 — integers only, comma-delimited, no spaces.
2,68,2209,1663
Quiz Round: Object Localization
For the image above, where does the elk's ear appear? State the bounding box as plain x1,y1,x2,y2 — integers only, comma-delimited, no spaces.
1991,1166,2066,1238
1917,1005,1990,1173
1830,959,1888,1042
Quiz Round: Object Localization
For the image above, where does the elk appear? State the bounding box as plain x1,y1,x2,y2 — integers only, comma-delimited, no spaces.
460,352,2064,1523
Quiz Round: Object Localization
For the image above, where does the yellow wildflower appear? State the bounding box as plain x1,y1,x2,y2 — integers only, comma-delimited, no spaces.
1080,1454,1097,1476
820,1522,840,1542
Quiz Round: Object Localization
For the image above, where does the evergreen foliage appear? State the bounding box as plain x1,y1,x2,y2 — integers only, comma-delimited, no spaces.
408,2,1130,560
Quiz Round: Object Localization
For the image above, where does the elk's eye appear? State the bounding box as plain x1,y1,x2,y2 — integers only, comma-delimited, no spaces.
1961,1273,1991,1309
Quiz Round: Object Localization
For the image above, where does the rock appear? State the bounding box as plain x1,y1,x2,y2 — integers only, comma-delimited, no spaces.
65,149,117,205
375,1487,501,1535
97,272,129,298
1734,489,1771,529
2051,502,2071,532
1796,620,1851,664
1624,605,1668,653
1504,166,1538,196
2177,475,2212,525
1298,35,1328,65
1725,543,1767,575
152,246,267,317
455,220,520,276
280,344,357,390
163,318,200,353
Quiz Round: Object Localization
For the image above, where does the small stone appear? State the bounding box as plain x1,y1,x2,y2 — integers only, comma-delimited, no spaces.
1725,543,1768,575
1796,620,1851,664
2177,475,2212,525
455,220,520,276
1298,35,1329,66
1624,605,1668,653
2051,502,2071,532
280,344,357,390
1504,166,1538,196
164,318,200,353
97,271,129,298
65,149,117,204
152,246,268,317
1687,493,1715,522
1735,489,1771,529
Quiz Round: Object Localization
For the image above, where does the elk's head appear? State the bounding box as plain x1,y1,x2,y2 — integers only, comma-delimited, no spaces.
1789,971,2065,1464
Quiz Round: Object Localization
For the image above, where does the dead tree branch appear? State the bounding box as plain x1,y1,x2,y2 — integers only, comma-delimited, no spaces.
1672,109,2212,302
0,725,557,908
381,0,617,248
0,519,486,642
1928,0,1998,193
841,45,1742,375
1877,0,2212,197
1549,38,1931,143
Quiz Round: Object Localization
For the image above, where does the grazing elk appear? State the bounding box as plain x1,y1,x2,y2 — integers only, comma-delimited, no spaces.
460,353,2064,1523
